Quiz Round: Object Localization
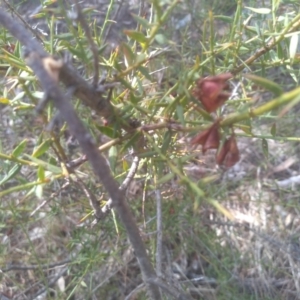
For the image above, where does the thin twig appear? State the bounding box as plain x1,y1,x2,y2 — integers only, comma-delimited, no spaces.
2,0,44,44
91,155,140,225
29,266,68,300
99,0,116,43
119,155,140,191
103,0,124,44
75,175,104,219
124,283,146,300
78,247,135,300
117,47,172,78
67,121,188,171
155,189,163,277
137,0,146,25
2,259,71,272
74,0,99,87
231,14,300,75
148,277,194,300
30,180,70,217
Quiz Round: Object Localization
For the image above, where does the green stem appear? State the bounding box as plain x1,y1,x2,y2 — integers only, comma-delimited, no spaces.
231,13,300,75
99,0,115,42
221,86,300,127
145,133,233,217
224,0,242,67
209,10,215,74
0,152,34,165
143,0,179,51
0,180,47,197
237,134,300,142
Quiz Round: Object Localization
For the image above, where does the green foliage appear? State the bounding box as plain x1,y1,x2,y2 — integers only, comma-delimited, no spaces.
1,0,300,298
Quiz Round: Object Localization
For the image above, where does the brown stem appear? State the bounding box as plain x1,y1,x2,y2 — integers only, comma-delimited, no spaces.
231,15,300,75
0,11,161,300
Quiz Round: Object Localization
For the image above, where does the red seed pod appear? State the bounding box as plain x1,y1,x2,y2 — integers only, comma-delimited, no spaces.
193,73,232,113
191,121,220,154
216,134,240,167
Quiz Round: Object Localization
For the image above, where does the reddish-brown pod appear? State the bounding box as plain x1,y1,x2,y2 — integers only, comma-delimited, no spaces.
193,73,233,113
191,121,220,153
216,135,240,167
